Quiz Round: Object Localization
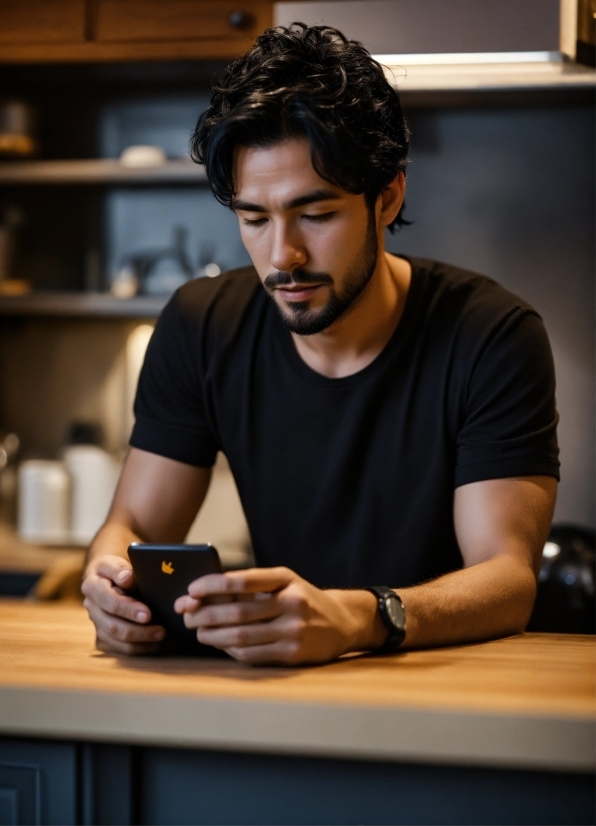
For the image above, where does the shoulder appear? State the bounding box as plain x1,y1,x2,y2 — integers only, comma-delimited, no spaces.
156,265,264,346
410,258,536,313
402,258,556,395
407,257,544,349
172,265,262,324
410,257,537,320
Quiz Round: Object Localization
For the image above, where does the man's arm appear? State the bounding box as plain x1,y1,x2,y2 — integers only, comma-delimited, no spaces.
82,447,212,655
393,474,556,648
175,475,556,664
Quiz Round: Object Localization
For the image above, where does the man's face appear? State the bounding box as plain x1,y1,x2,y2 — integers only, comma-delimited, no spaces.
232,138,379,336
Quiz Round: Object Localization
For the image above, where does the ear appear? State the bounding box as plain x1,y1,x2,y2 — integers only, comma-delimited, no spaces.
378,172,406,229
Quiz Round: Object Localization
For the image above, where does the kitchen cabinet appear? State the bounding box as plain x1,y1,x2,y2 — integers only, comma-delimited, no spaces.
0,738,133,825
0,0,273,63
0,738,79,825
0,0,86,46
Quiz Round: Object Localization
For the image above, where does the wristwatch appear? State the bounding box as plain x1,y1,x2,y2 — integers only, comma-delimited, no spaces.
364,586,406,652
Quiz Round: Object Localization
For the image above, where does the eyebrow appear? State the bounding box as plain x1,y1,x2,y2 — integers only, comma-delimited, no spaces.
232,188,339,213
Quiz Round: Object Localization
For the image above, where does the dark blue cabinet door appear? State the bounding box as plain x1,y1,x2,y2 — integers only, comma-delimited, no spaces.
0,739,77,826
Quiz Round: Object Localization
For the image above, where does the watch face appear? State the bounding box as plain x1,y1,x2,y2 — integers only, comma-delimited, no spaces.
385,595,405,630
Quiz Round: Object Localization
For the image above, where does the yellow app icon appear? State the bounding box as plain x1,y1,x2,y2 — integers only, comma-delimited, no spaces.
161,560,174,575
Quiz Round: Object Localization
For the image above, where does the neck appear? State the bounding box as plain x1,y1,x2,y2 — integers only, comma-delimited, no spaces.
291,249,412,379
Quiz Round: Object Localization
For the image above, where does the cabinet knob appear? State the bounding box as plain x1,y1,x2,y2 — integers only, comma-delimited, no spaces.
229,10,255,31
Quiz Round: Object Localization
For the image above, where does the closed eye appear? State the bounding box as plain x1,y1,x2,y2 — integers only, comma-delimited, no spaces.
302,212,335,223
242,217,268,227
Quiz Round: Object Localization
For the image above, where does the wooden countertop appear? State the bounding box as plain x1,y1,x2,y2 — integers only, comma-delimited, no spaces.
0,523,85,574
0,601,594,773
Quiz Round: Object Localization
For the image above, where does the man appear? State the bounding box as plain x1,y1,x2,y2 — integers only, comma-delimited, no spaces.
82,24,559,665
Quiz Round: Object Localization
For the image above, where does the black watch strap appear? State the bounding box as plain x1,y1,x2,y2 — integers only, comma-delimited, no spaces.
364,586,406,652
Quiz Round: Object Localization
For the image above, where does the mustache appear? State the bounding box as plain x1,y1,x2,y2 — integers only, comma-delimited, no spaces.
263,269,333,290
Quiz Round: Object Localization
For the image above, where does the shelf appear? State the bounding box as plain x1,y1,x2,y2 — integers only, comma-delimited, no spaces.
0,159,207,185
379,53,596,93
0,56,591,189
0,291,167,318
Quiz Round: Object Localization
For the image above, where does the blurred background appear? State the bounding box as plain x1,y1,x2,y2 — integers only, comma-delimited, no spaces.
0,0,593,626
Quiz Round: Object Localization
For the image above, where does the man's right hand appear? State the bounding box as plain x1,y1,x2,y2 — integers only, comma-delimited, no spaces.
81,555,165,655
81,449,213,654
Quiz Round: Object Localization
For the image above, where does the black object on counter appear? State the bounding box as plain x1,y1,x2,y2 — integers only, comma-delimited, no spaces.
527,524,595,634
0,571,41,597
66,421,103,447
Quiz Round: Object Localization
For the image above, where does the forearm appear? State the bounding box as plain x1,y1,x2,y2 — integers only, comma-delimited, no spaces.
85,449,213,572
398,554,537,649
330,554,537,655
86,520,142,569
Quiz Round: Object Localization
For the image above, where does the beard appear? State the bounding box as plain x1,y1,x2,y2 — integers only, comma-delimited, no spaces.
262,215,379,336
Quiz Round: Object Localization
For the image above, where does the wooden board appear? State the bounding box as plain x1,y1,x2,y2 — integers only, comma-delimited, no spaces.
0,0,272,63
0,601,593,716
0,601,594,771
95,0,264,43
0,0,85,44
0,523,84,574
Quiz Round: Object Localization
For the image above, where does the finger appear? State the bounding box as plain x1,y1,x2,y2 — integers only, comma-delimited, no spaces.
188,567,294,598
83,574,152,623
174,595,200,613
225,640,302,666
85,598,165,644
84,598,164,644
183,596,283,629
196,619,282,650
95,556,136,588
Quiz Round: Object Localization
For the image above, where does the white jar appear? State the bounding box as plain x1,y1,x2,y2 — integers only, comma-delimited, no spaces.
18,460,71,544
63,445,119,546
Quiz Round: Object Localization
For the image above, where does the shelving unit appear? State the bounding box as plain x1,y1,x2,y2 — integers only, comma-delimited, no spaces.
381,53,596,93
0,158,207,186
0,291,167,318
0,52,592,316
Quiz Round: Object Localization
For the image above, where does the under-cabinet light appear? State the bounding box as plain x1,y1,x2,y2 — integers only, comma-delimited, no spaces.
372,51,562,66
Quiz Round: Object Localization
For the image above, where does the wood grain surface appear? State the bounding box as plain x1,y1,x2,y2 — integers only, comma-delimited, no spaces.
0,601,594,770
0,0,272,63
0,600,594,715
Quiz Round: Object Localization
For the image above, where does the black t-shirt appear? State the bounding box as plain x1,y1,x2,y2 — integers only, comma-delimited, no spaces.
131,257,559,589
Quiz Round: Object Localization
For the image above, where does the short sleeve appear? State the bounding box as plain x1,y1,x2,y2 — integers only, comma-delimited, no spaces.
129,291,219,467
454,308,560,487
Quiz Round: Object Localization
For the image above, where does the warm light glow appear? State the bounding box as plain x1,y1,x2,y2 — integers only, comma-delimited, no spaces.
125,324,155,438
543,541,561,559
372,51,561,66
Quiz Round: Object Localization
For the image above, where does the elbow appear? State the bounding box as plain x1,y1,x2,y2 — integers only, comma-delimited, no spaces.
508,568,538,635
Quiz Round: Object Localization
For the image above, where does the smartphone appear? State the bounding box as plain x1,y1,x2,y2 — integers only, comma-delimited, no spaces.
127,542,224,655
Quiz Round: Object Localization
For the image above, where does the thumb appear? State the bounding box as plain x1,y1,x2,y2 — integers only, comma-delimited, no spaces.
96,555,136,587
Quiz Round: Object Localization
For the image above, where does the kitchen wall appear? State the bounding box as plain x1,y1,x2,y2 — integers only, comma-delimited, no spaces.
274,0,562,54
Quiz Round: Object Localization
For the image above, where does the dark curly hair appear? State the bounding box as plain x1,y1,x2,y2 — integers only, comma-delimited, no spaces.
190,23,410,232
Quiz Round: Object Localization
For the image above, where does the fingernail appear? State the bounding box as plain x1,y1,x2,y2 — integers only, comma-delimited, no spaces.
117,570,131,583
152,630,165,641
136,610,149,622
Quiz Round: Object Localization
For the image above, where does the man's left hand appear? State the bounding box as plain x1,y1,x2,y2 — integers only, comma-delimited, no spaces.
174,567,386,665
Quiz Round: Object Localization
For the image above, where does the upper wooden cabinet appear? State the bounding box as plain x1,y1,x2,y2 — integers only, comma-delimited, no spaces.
0,0,86,45
95,1,263,43
0,0,273,62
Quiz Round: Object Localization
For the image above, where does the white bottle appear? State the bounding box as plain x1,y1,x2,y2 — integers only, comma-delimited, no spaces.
63,445,120,546
18,460,71,544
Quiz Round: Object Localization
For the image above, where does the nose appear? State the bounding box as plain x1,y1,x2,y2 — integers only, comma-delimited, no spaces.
269,221,307,273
